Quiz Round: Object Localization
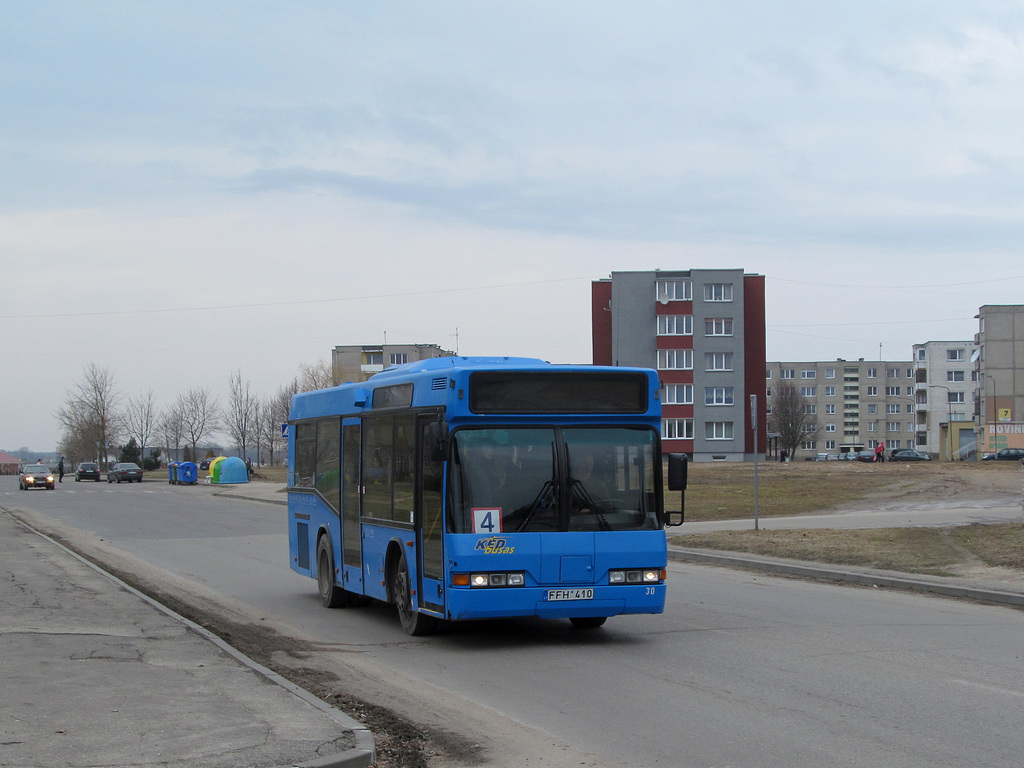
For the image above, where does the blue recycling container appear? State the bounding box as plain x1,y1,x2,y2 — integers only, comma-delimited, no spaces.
178,461,198,485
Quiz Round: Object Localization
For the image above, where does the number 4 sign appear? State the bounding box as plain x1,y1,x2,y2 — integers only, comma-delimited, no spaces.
472,508,503,534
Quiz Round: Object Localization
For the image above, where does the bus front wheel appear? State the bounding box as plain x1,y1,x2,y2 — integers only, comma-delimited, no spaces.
394,553,438,636
570,616,607,629
317,537,350,609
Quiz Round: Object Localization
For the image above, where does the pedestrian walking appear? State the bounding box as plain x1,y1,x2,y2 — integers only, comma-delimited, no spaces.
58,456,65,482
874,444,884,463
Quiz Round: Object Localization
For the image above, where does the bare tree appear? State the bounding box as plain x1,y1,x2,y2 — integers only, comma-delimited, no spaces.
177,387,220,461
298,359,340,392
225,370,258,459
55,363,121,468
768,379,820,460
158,404,185,462
255,382,297,467
123,389,158,468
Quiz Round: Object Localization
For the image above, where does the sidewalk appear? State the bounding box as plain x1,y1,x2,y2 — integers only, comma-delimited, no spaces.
0,508,374,768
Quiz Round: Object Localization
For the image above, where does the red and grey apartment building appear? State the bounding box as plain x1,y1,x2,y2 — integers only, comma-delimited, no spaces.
592,269,767,461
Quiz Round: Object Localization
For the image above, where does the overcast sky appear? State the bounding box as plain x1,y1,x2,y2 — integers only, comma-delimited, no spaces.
4,1,1024,452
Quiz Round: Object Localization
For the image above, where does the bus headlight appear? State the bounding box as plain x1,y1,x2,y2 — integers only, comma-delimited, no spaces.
609,569,663,585
464,571,525,588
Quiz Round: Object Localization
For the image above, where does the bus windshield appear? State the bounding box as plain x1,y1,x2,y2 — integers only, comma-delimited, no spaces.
449,427,660,533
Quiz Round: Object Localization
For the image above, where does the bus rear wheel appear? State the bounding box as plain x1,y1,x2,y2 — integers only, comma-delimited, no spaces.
569,616,607,629
317,537,350,608
394,553,438,636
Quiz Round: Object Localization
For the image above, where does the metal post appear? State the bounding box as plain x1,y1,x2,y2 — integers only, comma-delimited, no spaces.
751,395,759,531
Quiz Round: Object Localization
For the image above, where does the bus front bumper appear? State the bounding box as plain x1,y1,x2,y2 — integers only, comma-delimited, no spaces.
444,584,666,622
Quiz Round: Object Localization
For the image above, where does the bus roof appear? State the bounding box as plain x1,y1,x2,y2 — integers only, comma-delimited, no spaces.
289,356,659,422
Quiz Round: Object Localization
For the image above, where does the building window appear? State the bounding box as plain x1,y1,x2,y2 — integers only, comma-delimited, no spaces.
906,369,914,379
363,351,384,366
825,440,836,450
867,404,877,414
705,386,735,406
947,391,965,404
801,440,817,450
780,369,795,379
885,386,901,396
803,404,817,415
947,348,964,361
825,386,836,396
656,279,692,302
705,421,734,440
705,352,733,371
886,422,901,432
886,368,899,379
658,349,693,370
657,314,693,335
825,368,836,379
868,422,877,432
766,387,773,398
867,368,878,378
800,387,816,397
947,370,965,382
705,318,733,336
703,283,733,302
662,418,694,439
825,404,836,414
663,383,694,404
825,423,836,432
389,353,408,366
766,370,773,379
801,370,816,379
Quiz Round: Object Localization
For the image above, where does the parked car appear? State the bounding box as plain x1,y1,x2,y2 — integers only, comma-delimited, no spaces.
75,462,101,481
107,462,144,483
199,458,213,470
890,449,932,462
853,450,878,462
982,448,1024,461
19,464,55,490
813,453,838,461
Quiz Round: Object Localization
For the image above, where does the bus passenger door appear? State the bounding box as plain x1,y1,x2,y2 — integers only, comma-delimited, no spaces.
341,421,364,594
418,417,445,613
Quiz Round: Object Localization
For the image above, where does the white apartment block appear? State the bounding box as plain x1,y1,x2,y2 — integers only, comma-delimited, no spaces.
766,359,918,460
912,341,980,457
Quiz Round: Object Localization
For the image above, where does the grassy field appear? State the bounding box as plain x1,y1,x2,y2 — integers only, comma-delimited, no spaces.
670,459,1024,576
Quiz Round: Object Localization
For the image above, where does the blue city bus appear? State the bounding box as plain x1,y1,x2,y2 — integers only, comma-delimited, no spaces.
287,356,685,635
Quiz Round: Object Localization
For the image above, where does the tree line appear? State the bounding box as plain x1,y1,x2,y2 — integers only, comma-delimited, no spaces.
54,360,342,469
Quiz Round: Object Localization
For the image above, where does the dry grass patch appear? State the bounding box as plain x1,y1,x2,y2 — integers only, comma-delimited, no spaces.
946,524,1024,569
671,527,969,576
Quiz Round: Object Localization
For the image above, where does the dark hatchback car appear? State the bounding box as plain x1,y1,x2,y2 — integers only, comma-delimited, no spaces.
107,462,144,483
890,449,932,462
982,448,1024,461
75,462,101,481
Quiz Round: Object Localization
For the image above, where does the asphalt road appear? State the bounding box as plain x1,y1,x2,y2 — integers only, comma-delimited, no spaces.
5,476,1024,768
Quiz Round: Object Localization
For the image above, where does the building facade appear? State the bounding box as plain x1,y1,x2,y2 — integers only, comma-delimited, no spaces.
331,343,455,383
975,305,1024,456
912,340,980,458
592,269,766,461
766,359,918,460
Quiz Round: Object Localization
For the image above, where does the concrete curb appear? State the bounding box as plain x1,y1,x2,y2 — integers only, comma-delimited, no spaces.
669,547,1024,609
17,518,375,768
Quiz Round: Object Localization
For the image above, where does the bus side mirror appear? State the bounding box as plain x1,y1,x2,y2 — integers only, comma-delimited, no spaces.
665,453,688,527
429,421,449,462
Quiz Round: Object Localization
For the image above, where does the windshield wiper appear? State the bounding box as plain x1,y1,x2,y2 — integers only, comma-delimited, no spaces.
569,479,612,531
513,479,556,532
